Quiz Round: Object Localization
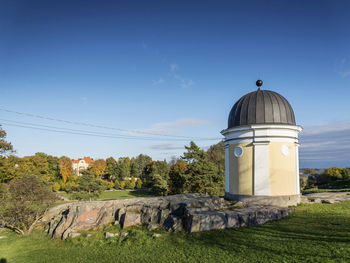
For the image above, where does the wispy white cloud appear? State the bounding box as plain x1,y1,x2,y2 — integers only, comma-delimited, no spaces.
122,118,213,138
339,58,350,77
299,120,350,167
169,63,195,89
152,118,211,130
149,143,184,150
152,78,164,85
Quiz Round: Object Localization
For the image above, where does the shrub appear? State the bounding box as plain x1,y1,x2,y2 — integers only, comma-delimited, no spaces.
130,177,136,189
124,179,132,189
102,180,114,190
120,181,126,189
114,179,121,189
52,182,61,192
299,176,308,190
136,179,142,189
60,181,79,192
316,173,332,185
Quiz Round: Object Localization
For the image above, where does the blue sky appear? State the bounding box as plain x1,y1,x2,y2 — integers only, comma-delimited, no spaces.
0,0,350,168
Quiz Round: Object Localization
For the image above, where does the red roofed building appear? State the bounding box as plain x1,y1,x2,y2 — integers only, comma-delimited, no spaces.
72,157,94,176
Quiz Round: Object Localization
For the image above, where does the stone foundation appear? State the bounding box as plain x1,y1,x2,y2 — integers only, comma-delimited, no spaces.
225,192,301,207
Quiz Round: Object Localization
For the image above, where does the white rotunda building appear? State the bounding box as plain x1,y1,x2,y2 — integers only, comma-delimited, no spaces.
221,80,302,206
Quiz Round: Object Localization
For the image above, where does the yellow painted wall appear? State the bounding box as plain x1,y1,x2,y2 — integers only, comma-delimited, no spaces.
229,143,253,195
269,142,297,195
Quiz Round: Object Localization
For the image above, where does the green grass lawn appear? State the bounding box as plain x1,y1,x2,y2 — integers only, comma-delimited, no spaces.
1,201,350,263
58,189,154,201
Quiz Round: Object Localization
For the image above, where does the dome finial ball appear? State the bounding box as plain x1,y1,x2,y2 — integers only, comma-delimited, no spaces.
256,79,263,88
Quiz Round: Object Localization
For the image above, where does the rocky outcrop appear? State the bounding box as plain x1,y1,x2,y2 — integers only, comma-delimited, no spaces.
44,194,288,239
301,192,350,204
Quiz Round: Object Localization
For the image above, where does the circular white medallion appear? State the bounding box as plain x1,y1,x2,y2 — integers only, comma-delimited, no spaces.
281,144,290,156
234,146,243,158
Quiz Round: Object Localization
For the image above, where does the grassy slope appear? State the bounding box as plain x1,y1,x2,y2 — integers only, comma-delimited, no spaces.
58,190,154,201
1,201,350,263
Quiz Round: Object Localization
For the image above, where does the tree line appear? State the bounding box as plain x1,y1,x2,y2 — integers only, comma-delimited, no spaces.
0,125,225,197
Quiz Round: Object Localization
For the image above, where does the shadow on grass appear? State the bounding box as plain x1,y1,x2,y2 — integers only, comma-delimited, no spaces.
0,258,7,263
167,207,350,262
127,190,154,198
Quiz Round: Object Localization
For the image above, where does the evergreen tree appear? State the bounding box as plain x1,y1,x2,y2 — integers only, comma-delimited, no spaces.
182,141,224,196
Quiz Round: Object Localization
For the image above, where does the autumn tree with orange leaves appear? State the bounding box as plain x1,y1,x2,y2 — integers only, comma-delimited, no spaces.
91,159,107,177
58,156,73,183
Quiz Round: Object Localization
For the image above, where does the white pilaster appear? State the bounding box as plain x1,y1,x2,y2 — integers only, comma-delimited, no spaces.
295,143,300,194
225,144,229,193
253,141,270,195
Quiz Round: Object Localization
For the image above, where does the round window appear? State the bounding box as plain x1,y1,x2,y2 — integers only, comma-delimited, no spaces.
234,146,243,158
281,144,290,156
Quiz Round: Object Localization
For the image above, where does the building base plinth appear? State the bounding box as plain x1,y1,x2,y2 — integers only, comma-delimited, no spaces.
225,192,301,207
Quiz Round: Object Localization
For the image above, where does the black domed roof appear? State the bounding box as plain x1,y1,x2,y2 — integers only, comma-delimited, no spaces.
228,89,296,128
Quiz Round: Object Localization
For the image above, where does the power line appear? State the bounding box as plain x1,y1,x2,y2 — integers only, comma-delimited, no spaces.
0,107,222,140
0,119,221,142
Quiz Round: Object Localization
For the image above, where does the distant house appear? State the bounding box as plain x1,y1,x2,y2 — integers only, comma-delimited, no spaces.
72,157,94,176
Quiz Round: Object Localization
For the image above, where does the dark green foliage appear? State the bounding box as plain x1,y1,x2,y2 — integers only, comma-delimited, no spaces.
116,157,131,180
182,141,224,196
105,157,118,180
206,141,225,172
148,174,168,196
143,161,170,187
136,154,152,174
130,160,139,178
71,174,105,201
168,159,187,194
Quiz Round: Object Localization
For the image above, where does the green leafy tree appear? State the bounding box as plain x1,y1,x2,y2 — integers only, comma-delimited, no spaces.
105,157,118,179
0,125,14,156
0,175,57,234
130,159,139,178
341,169,350,180
168,159,187,194
71,174,105,201
117,157,131,180
136,154,152,178
0,125,15,183
136,179,142,189
0,155,20,183
324,167,343,180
